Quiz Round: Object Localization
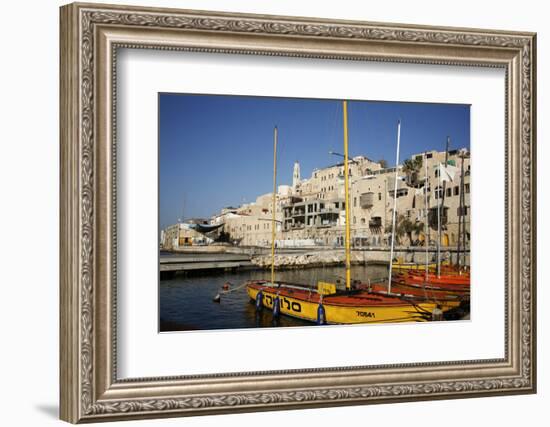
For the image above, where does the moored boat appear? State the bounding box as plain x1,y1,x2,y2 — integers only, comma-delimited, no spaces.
395,271,470,287
365,282,465,310
247,281,436,324
391,262,437,271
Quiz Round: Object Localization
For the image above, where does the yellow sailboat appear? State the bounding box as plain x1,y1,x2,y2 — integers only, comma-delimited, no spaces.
246,101,438,325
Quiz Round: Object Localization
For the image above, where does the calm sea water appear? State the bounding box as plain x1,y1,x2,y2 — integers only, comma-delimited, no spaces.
159,265,388,331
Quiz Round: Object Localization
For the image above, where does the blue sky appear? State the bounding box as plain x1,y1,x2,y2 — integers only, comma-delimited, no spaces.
159,93,470,229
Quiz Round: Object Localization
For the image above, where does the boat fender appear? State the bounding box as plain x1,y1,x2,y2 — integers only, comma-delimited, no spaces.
255,291,263,311
213,293,221,303
317,303,326,325
272,295,280,317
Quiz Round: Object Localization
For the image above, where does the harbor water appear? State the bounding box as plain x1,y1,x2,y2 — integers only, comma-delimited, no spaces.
160,264,388,331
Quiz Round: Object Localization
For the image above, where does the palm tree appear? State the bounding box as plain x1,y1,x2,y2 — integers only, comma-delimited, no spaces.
386,214,423,246
402,156,423,187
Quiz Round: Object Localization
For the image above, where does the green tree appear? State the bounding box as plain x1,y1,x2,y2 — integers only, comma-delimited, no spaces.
402,156,423,186
386,214,423,246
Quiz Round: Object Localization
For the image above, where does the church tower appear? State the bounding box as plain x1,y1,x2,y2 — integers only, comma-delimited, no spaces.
292,161,301,188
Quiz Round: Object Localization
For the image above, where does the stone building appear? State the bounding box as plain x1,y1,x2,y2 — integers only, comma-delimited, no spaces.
212,192,284,247
161,223,214,249
175,148,470,249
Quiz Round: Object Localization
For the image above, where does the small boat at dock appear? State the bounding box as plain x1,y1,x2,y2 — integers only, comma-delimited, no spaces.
365,282,465,310
247,280,436,324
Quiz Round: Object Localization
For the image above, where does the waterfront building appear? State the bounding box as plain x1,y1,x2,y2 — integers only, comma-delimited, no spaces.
162,149,470,250
161,223,215,249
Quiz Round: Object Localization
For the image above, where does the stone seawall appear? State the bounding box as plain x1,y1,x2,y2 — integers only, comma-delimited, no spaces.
251,248,470,269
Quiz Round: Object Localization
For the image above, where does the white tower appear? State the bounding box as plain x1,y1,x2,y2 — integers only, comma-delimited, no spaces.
292,161,301,188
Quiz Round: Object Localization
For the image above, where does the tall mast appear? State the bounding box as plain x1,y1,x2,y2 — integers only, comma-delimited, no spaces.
440,137,450,209
459,150,466,273
270,126,278,285
342,101,351,291
388,120,401,294
437,137,449,278
436,167,441,277
457,152,463,271
424,152,429,283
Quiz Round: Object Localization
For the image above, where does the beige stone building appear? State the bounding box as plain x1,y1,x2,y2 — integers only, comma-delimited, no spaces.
161,223,215,249
212,192,284,247
348,148,470,248
168,149,470,249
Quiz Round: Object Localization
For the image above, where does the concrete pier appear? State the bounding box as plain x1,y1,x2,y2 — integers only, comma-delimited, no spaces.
160,253,253,272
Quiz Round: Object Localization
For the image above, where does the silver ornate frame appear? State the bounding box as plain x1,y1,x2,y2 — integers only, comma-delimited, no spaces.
60,2,536,423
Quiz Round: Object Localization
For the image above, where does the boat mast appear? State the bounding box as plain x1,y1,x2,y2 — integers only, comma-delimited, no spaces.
436,168,441,278
437,137,449,278
424,151,429,283
388,120,401,294
457,152,463,271
270,126,278,285
342,101,351,291
459,150,466,273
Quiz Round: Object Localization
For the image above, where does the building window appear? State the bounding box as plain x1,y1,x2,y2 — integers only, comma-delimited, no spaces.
353,217,356,224
457,206,469,216
361,218,366,225
353,197,357,207
454,186,459,196
378,192,382,201
446,188,452,197
465,183,470,193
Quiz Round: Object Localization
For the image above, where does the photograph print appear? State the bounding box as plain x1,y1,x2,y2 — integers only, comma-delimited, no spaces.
159,94,471,332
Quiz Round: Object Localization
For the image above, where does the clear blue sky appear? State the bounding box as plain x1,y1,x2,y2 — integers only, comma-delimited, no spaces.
159,93,470,229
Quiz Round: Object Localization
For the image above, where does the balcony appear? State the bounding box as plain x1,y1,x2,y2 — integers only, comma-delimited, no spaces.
369,216,382,228
360,192,374,208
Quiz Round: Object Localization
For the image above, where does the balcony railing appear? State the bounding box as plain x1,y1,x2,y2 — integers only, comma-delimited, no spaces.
369,217,382,228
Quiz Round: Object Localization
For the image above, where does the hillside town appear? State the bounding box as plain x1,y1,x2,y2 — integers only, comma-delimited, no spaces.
161,148,470,252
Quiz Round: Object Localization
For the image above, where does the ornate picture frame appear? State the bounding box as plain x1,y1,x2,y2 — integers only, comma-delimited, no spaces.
60,2,536,423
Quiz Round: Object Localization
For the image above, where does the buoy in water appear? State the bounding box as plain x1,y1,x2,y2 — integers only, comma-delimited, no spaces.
213,293,221,303
255,291,263,311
